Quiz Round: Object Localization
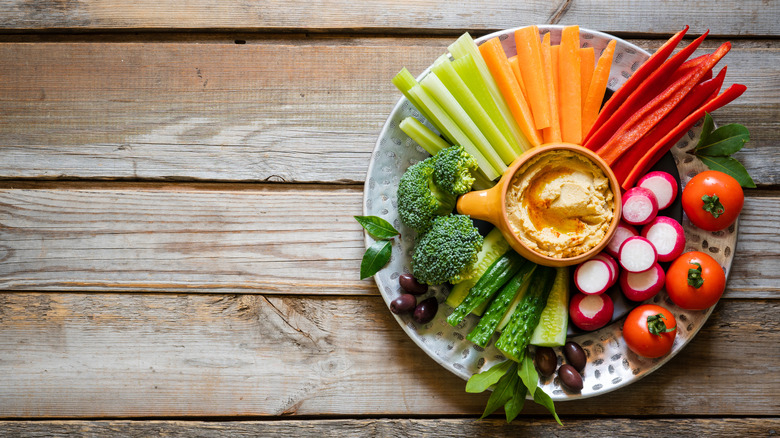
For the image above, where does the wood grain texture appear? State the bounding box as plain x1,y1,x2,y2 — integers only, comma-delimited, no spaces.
0,0,778,36
1,418,778,437
0,293,776,418
0,40,777,185
0,186,778,297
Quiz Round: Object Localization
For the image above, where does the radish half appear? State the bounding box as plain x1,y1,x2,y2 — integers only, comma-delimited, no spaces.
641,216,686,262
620,263,665,301
622,187,659,226
569,292,614,331
619,236,658,273
637,171,679,210
574,259,611,295
605,222,639,258
592,252,619,287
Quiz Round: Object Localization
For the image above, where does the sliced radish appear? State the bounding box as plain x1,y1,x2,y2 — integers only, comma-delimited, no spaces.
605,222,639,258
637,171,679,210
569,292,614,331
641,216,686,262
592,252,619,287
619,236,658,273
574,259,611,295
620,263,665,301
622,187,659,226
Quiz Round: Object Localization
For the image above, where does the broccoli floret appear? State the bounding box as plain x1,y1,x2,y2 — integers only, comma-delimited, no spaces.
411,214,484,285
397,157,457,233
433,145,478,196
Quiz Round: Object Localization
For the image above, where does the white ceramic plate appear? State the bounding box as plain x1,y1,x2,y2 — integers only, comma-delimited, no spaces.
363,25,737,400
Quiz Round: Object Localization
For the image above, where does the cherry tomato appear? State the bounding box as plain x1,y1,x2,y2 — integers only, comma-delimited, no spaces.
682,170,744,232
665,251,726,310
622,304,677,358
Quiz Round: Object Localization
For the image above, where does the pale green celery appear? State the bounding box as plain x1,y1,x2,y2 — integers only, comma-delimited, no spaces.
432,59,518,165
399,117,449,155
392,68,455,144
449,34,532,152
408,84,500,181
419,72,507,176
472,170,496,190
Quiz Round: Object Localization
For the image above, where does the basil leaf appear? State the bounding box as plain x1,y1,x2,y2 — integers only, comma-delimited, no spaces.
466,360,514,393
695,124,750,156
359,240,392,279
533,387,563,426
480,362,518,419
698,155,757,188
518,354,538,396
695,113,715,150
354,215,400,240
504,374,527,422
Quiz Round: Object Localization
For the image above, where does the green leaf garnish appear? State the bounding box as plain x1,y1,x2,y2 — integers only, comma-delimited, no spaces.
533,387,563,426
504,375,527,423
359,239,392,279
480,362,518,419
694,113,756,188
466,360,514,393
518,354,538,397
688,262,705,288
354,215,400,240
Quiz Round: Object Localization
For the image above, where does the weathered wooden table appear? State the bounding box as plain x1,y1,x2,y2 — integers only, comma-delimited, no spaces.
1,2,778,436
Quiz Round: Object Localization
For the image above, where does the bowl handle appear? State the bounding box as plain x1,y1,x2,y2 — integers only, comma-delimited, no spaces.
456,185,504,225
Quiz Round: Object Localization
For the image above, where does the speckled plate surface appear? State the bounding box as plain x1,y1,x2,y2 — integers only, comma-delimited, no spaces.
363,25,737,401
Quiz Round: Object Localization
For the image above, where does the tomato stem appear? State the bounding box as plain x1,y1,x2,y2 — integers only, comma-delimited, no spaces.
702,194,725,218
647,313,676,336
688,262,705,288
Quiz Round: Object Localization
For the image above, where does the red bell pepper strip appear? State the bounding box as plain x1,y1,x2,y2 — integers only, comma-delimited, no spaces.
596,41,730,165
621,83,747,189
582,26,689,145
668,54,709,84
585,30,709,152
611,67,727,186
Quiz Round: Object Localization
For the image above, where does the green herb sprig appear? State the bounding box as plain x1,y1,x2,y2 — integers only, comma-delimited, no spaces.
355,216,400,279
693,113,755,188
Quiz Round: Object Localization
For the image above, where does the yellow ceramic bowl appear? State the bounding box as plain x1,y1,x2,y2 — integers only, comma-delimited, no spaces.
457,143,622,267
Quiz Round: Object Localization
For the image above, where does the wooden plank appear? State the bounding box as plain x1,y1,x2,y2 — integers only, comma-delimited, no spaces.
0,293,776,418
0,418,778,437
0,40,777,186
0,1,777,36
1,185,777,297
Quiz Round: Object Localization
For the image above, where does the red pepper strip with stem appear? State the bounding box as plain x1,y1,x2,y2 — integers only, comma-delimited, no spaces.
582,26,688,145
622,83,747,189
597,41,730,165
584,30,709,152
611,67,727,186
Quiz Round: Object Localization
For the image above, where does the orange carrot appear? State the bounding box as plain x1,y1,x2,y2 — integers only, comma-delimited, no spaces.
541,33,562,143
580,47,595,104
551,45,560,99
479,37,542,147
514,25,551,129
558,25,582,144
582,40,616,137
508,55,529,103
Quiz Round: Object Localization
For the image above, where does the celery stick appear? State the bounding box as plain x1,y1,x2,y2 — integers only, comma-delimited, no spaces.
449,34,532,152
408,85,500,180
419,72,507,175
432,59,519,165
399,117,449,155
392,68,456,144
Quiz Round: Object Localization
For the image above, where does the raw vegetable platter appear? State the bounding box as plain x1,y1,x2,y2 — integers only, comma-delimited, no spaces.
363,25,737,401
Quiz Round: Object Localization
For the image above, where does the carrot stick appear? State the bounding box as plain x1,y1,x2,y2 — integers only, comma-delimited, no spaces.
558,25,582,144
611,68,727,186
581,40,616,137
580,47,595,101
583,26,689,144
541,33,562,143
622,83,746,189
479,37,542,147
508,55,529,103
551,45,560,98
584,30,710,152
515,25,551,129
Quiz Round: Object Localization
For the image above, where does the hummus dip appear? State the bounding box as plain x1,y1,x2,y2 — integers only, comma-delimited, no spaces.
506,149,614,258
